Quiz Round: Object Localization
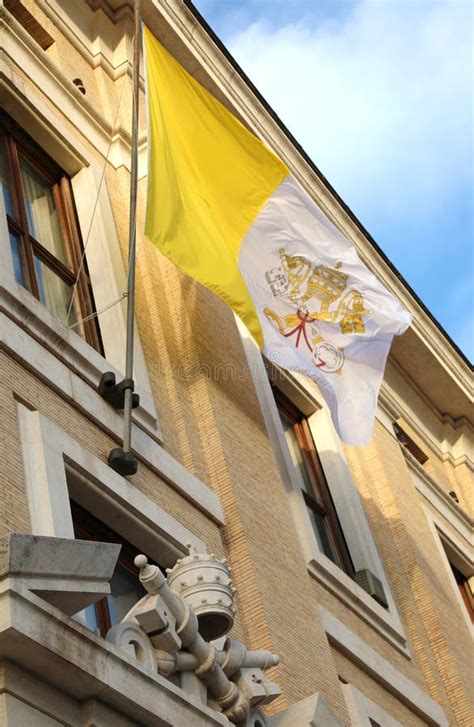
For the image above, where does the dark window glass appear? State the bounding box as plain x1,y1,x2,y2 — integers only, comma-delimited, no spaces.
450,562,474,623
275,389,353,575
9,232,24,285
71,501,163,637
20,157,67,263
0,112,102,352
0,143,13,216
34,255,78,327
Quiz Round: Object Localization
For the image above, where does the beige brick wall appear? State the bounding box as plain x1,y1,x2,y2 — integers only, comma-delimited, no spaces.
0,353,223,560
2,3,472,726
0,358,30,537
449,460,473,516
345,424,473,725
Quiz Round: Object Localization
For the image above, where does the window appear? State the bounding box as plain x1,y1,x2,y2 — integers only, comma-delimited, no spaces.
0,111,102,351
393,422,428,465
449,562,473,623
438,533,474,626
341,680,405,727
71,501,162,637
275,389,354,575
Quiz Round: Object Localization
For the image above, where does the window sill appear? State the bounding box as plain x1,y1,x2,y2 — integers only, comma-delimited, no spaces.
307,552,410,657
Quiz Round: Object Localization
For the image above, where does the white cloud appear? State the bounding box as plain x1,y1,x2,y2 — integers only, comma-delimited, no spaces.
227,0,472,244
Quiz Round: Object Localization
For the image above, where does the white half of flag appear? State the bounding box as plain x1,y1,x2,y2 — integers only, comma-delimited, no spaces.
239,175,412,446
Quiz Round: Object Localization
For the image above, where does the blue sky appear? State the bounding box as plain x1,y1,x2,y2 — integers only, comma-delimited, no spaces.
194,0,473,362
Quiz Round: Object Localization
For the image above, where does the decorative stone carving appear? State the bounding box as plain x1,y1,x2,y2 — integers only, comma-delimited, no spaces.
129,593,181,652
234,667,281,707
0,533,120,615
106,621,156,671
106,549,281,726
166,546,236,640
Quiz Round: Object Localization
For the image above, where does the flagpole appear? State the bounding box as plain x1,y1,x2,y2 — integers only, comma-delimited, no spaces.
107,0,141,476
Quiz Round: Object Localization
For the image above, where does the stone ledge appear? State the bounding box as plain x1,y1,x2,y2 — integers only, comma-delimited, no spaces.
269,692,343,726
307,557,409,657
0,533,120,615
0,584,229,726
320,608,448,727
0,283,161,444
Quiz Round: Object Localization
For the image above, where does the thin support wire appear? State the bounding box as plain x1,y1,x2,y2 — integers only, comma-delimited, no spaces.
65,38,134,326
68,291,128,329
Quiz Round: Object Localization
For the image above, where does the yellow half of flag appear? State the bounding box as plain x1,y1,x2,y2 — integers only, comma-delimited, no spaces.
143,27,412,446
143,26,288,346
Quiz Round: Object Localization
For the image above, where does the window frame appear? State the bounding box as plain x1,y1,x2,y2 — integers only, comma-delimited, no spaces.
71,500,158,637
275,389,354,576
236,316,408,654
341,681,404,727
0,110,102,351
449,562,474,623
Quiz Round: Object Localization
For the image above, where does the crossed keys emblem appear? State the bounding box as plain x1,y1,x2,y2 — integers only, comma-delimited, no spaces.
264,248,369,374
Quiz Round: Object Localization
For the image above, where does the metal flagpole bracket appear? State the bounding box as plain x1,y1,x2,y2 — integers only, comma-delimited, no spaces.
98,372,139,476
98,372,140,411
107,447,139,477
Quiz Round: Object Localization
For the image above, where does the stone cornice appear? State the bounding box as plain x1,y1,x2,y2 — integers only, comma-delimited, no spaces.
38,0,133,80
403,448,473,542
0,3,147,172
321,608,448,727
379,378,473,470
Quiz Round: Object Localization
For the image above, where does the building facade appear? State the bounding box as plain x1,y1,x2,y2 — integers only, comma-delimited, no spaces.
0,1,472,725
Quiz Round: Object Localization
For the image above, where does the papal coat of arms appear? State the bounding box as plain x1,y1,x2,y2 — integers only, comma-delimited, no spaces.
264,248,369,374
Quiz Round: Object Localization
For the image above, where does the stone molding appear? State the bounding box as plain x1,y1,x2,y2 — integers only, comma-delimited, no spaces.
0,284,160,441
0,583,229,725
0,533,121,615
379,374,473,470
16,405,212,566
268,692,343,726
320,608,448,727
37,0,134,80
341,683,404,727
306,557,408,657
422,509,473,636
404,449,473,542
0,4,147,172
1,302,223,523
236,317,408,656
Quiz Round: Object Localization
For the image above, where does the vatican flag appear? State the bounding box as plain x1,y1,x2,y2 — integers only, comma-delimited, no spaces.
143,27,412,445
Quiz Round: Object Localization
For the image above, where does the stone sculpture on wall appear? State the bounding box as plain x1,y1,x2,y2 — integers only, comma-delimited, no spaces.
106,546,281,726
